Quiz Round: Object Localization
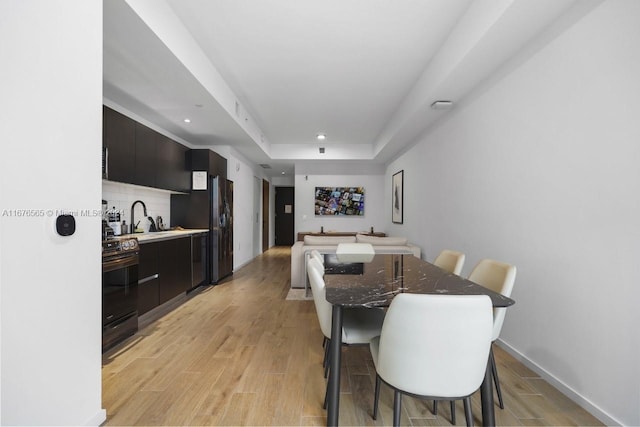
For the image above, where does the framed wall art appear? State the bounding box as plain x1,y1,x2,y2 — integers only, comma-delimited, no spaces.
314,187,365,216
392,170,403,224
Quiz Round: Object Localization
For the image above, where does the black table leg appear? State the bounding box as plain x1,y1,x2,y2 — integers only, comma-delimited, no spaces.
480,358,495,426
327,305,343,426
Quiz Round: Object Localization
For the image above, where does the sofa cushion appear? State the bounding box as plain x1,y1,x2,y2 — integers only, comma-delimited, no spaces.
304,235,356,245
356,235,408,246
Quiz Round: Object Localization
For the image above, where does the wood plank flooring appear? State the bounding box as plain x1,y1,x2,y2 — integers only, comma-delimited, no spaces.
102,247,603,426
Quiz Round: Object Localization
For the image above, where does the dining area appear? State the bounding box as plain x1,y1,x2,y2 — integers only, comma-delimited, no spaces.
307,243,516,427
98,245,605,425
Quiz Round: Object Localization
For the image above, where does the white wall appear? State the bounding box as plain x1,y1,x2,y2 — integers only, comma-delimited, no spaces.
0,1,104,425
228,155,255,267
271,176,295,187
218,147,272,268
295,174,386,236
386,2,640,425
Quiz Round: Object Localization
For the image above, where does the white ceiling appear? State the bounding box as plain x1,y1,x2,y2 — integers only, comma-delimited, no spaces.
103,0,583,176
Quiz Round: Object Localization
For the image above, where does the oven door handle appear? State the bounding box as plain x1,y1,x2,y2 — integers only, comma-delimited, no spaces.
102,255,139,272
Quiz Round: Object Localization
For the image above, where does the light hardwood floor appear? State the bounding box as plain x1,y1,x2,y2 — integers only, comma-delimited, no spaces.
102,247,603,426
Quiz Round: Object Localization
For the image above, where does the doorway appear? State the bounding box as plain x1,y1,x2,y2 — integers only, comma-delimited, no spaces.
275,186,294,246
253,177,261,257
262,179,269,252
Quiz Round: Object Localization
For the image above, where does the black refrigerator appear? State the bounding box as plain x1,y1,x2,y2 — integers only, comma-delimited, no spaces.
211,176,233,283
170,175,233,284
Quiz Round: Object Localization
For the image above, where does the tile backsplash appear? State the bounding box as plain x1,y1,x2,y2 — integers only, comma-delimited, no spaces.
102,181,171,233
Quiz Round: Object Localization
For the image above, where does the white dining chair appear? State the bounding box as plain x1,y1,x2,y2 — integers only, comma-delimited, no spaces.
309,249,324,266
308,254,384,347
305,249,325,298
433,249,465,275
431,249,466,422
307,256,385,409
307,256,333,365
370,293,493,427
468,258,517,409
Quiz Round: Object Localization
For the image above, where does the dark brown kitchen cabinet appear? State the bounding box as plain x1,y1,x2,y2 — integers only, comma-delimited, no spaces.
188,149,228,180
134,124,159,188
137,242,159,316
103,105,189,192
158,237,191,304
103,106,135,184
138,236,191,314
157,135,189,192
191,232,207,288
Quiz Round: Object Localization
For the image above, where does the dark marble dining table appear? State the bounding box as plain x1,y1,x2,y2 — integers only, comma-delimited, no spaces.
322,253,515,427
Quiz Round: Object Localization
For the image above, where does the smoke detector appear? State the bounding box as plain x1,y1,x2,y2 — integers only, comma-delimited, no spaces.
431,101,454,110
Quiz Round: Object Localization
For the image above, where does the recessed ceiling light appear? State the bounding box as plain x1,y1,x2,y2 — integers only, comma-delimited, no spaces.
281,171,285,175
183,118,191,123
316,133,326,141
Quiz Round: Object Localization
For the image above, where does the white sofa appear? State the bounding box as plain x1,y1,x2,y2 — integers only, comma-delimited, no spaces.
290,234,421,289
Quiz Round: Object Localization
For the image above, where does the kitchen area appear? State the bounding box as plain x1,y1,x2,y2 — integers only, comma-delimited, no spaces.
102,106,234,352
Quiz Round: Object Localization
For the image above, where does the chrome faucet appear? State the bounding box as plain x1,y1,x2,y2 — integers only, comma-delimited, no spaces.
130,200,147,234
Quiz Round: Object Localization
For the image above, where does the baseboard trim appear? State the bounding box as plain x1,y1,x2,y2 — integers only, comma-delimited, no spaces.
496,339,620,426
234,259,252,270
85,408,106,426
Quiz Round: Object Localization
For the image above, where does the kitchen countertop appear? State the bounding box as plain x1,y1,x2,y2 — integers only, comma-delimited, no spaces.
127,229,209,244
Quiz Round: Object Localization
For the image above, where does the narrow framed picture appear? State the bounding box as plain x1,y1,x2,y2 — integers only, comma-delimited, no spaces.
192,171,208,190
392,170,403,224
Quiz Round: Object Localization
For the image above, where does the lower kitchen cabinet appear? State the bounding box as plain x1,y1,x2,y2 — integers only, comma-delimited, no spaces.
138,242,159,316
138,236,191,315
138,278,160,316
191,232,207,288
158,237,191,304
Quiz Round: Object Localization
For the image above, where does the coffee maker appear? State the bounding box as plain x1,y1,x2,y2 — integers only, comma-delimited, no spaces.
102,220,114,240
103,200,122,236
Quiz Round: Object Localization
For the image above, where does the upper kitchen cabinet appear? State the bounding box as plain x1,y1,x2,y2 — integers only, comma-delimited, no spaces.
103,106,189,192
134,123,159,188
103,106,135,184
189,149,227,179
157,135,190,193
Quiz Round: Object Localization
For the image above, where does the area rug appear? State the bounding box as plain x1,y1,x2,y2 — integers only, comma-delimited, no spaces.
285,288,313,301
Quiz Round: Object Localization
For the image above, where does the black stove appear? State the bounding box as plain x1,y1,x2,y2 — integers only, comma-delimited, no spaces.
102,236,139,352
102,236,139,261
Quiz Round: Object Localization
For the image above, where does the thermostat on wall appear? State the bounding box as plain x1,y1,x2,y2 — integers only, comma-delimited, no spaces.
56,214,76,236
